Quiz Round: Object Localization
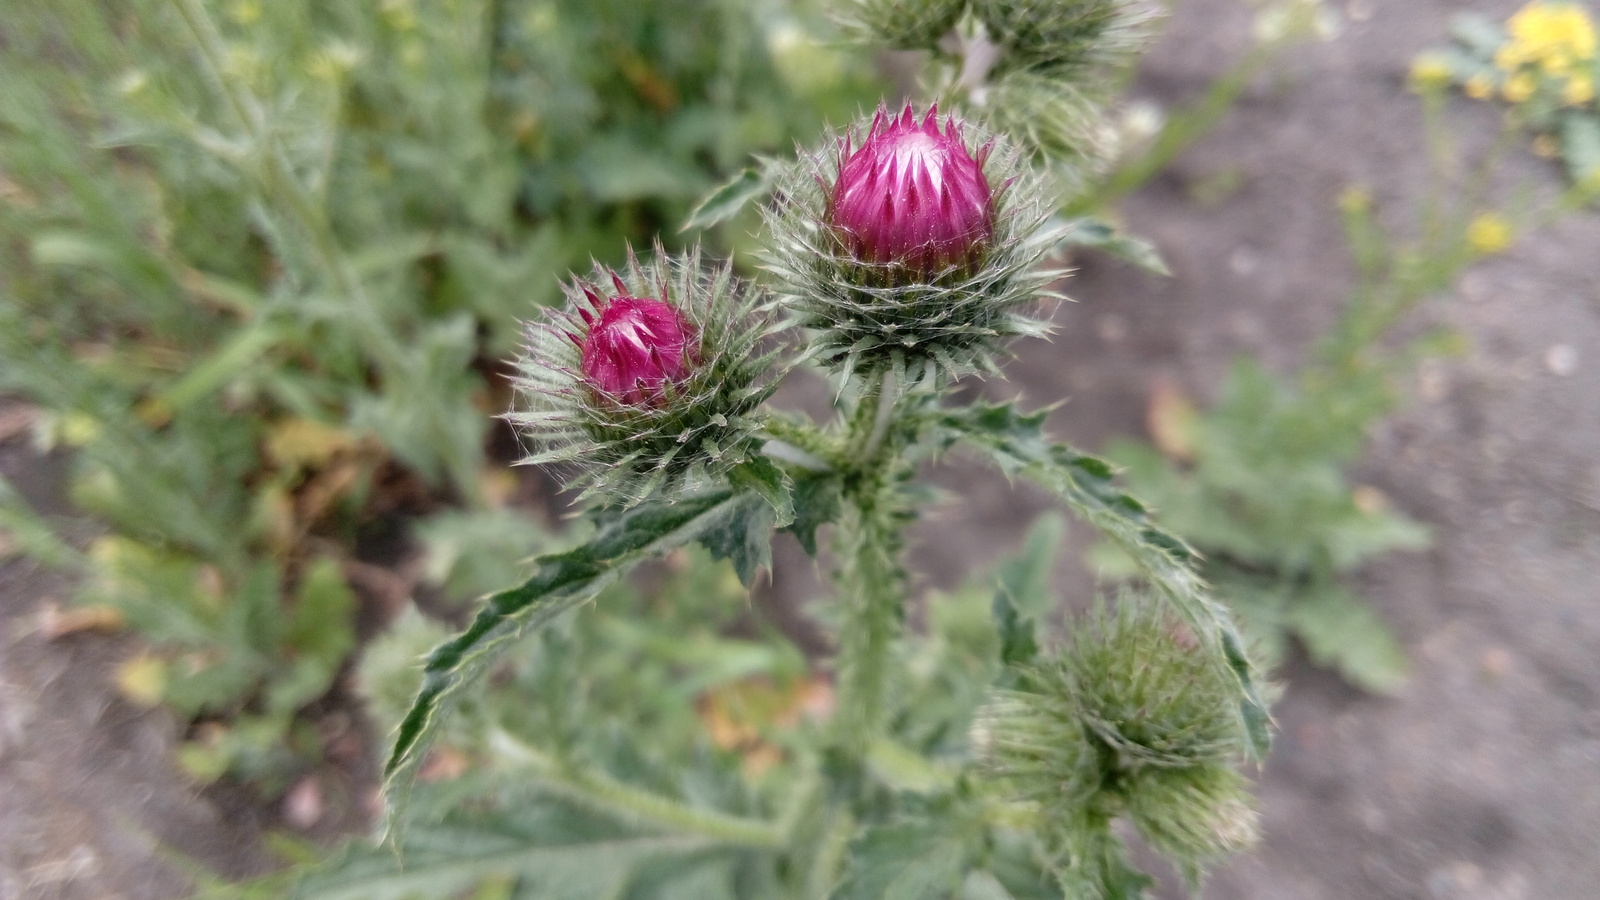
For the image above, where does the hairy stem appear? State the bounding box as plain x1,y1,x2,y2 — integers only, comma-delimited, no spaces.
862,366,898,461
832,371,910,760
833,492,905,755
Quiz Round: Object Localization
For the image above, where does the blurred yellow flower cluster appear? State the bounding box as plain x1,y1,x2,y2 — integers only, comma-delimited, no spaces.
1493,1,1597,106
1466,212,1514,255
1409,54,1453,92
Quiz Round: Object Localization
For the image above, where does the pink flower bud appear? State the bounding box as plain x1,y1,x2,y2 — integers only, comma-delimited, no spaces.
828,104,995,281
576,289,697,405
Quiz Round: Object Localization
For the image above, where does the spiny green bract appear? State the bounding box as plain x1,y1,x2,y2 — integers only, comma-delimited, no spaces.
974,598,1259,890
763,111,1065,388
509,246,785,506
831,0,969,49
978,0,1161,76
979,72,1119,196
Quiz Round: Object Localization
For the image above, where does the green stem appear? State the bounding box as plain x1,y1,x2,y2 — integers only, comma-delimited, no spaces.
832,370,909,759
833,494,904,756
489,730,784,848
861,366,898,462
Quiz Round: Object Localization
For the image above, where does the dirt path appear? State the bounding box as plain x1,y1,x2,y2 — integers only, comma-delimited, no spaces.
3,1,1599,897
0,443,274,900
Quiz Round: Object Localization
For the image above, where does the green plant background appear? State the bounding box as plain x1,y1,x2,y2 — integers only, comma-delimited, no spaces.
0,0,880,786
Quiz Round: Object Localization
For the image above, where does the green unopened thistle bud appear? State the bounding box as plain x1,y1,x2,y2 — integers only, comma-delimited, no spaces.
976,0,1159,76
1064,605,1242,770
509,246,783,505
1124,765,1260,888
764,103,1064,386
973,598,1258,888
832,0,968,49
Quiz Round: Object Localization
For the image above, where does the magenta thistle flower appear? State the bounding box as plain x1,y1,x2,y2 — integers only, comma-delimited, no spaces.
513,248,781,505
571,282,697,406
828,104,995,282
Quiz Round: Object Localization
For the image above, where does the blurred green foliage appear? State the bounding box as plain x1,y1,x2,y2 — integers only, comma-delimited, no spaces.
207,530,1068,900
0,0,879,787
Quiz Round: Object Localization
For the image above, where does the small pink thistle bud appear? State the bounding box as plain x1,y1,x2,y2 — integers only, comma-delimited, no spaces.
828,104,994,282
576,292,697,406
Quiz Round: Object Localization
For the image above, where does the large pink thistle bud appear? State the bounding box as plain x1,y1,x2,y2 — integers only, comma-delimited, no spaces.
573,278,697,405
828,104,995,282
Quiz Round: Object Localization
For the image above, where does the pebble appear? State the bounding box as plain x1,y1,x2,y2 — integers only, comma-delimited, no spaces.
1229,245,1260,276
1544,344,1577,376
1096,314,1127,344
283,776,324,830
1481,647,1512,679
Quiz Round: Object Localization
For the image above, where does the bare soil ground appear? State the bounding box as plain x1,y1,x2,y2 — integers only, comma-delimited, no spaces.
3,0,1599,897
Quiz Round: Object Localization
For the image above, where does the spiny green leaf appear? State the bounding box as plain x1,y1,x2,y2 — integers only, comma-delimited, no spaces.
697,490,778,587
941,402,1272,760
1055,217,1170,276
729,456,796,528
382,488,768,838
681,165,775,232
783,471,845,556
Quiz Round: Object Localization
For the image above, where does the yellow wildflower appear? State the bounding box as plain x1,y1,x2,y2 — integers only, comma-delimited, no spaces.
1465,73,1495,99
1467,213,1513,255
1337,186,1371,216
1504,2,1597,76
1563,72,1596,104
1503,71,1539,101
1410,54,1454,91
1494,43,1527,72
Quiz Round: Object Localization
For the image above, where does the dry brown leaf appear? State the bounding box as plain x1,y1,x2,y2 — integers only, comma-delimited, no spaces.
295,457,363,525
115,652,167,707
266,418,360,470
1146,377,1198,462
135,396,174,428
35,602,126,640
696,674,833,777
1352,485,1389,515
479,466,518,509
418,746,472,783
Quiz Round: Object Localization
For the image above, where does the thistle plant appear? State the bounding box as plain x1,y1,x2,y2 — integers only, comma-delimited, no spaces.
356,4,1271,899
978,601,1261,894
